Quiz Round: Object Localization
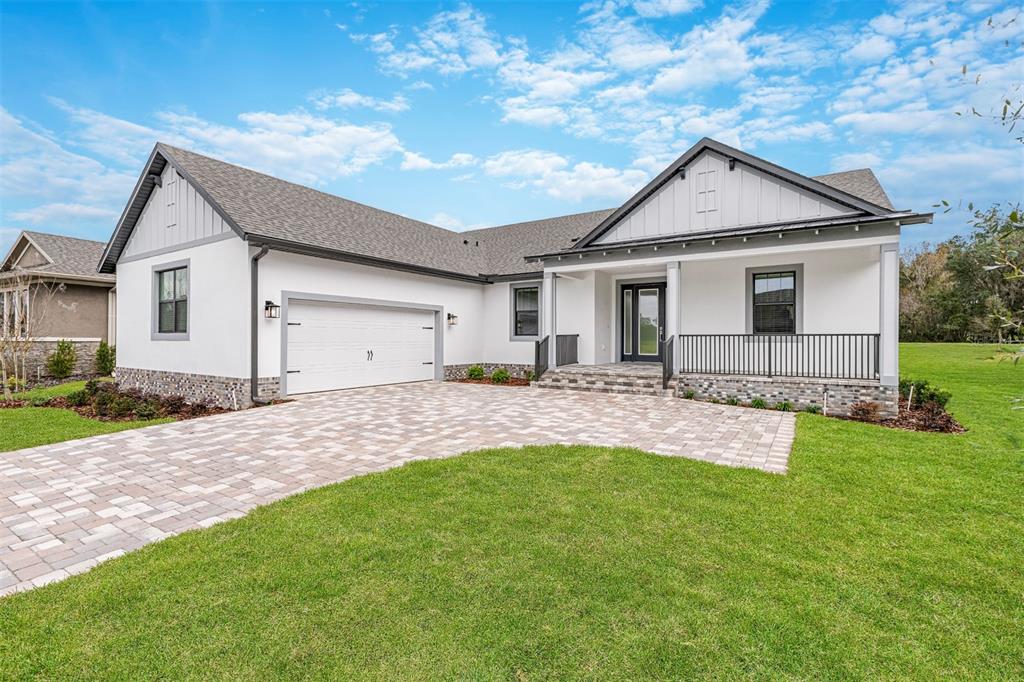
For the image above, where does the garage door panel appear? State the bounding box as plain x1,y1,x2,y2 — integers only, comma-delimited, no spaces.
286,300,435,395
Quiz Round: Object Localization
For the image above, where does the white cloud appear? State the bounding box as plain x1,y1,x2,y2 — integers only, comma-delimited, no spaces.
408,80,435,91
482,148,647,202
400,151,476,170
10,203,118,225
308,88,410,113
846,34,897,62
46,97,162,166
830,152,884,172
427,211,486,230
631,0,703,18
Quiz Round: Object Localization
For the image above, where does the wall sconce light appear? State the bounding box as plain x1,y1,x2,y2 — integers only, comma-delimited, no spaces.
264,300,281,319
447,312,459,326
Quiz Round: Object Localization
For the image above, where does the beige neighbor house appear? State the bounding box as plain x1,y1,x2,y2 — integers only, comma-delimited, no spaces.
0,231,116,380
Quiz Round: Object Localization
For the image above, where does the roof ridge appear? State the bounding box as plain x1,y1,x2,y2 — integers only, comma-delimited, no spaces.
23,230,108,245
464,208,616,235
157,142,459,237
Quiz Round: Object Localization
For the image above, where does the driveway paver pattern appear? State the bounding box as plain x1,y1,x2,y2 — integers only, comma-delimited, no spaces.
1,382,794,596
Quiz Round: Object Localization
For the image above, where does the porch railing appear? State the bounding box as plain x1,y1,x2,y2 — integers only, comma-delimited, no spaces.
534,335,550,380
678,333,880,380
662,335,674,389
556,334,579,366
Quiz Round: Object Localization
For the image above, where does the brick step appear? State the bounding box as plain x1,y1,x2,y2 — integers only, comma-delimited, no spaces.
534,370,671,397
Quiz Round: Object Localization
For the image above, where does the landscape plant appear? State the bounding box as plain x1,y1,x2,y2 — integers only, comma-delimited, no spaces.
750,397,767,409
95,342,116,376
490,368,510,384
45,339,77,380
466,365,485,380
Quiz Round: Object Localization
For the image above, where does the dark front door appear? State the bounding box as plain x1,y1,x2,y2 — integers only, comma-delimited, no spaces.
620,283,666,362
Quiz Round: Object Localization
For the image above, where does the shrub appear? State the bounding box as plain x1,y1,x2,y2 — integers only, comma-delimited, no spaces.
67,389,90,407
899,377,952,409
5,376,26,392
466,365,485,380
84,379,101,396
135,400,159,420
919,401,956,431
31,397,51,407
750,397,767,409
95,342,116,376
725,396,740,406
108,395,138,419
774,400,793,412
525,370,536,382
491,368,511,384
92,390,114,417
804,403,822,414
46,340,77,380
849,401,881,423
682,389,696,400
160,395,187,414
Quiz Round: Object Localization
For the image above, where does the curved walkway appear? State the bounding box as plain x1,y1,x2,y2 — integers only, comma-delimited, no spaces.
0,383,794,596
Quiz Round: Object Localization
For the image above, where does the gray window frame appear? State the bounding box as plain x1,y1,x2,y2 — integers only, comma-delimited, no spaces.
151,258,190,340
745,263,803,335
509,281,541,341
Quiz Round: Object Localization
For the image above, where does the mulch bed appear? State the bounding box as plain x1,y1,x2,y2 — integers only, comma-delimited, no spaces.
454,378,532,387
878,401,965,433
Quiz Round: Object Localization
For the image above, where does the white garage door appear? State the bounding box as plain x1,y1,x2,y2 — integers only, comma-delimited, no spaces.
286,300,436,395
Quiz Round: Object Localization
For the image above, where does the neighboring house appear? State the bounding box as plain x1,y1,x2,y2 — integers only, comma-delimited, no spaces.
99,138,930,414
1,231,116,379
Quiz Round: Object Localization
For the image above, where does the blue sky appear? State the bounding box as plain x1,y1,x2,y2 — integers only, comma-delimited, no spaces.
1,0,1022,256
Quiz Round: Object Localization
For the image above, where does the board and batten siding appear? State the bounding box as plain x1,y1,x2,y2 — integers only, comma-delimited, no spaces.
121,163,233,259
596,150,856,244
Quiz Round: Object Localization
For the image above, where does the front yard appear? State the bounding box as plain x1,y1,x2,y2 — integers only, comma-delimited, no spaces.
0,380,171,452
0,343,1021,679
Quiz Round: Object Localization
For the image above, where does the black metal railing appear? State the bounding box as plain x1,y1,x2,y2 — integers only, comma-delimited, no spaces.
678,333,879,380
535,335,550,379
556,334,579,366
662,335,675,389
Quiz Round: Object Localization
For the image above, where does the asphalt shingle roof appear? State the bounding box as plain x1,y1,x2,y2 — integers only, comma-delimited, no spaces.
138,144,901,279
1,231,114,282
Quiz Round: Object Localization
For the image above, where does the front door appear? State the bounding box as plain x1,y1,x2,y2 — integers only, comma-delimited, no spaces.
620,283,666,362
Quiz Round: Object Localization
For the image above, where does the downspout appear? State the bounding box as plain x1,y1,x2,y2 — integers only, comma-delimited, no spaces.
250,245,270,405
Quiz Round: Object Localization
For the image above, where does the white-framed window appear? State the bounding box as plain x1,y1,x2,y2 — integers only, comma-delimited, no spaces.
751,271,797,334
510,282,540,340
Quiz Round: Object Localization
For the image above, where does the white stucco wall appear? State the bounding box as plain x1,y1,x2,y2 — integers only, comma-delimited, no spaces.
116,236,250,377
481,281,539,365
679,245,881,334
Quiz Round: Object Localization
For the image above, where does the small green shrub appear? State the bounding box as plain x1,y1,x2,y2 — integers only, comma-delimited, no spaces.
5,376,26,392
109,396,138,419
92,390,113,417
804,403,822,414
84,379,101,396
524,370,536,382
682,389,696,399
774,400,793,412
67,389,90,407
899,377,952,408
750,397,767,409
31,397,51,407
725,396,740,406
95,342,116,376
135,401,159,420
466,365,486,380
491,368,511,384
46,340,78,380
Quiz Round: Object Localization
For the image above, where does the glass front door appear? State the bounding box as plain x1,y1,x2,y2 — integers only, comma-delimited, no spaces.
620,283,665,362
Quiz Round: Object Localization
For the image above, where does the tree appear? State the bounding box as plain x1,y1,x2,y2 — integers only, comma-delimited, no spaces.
0,271,63,400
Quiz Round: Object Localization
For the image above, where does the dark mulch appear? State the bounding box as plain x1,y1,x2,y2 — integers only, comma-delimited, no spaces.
880,401,966,433
454,378,532,387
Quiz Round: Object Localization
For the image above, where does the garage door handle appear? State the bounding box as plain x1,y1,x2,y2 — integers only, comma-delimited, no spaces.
287,370,301,374
422,362,433,365
287,322,301,326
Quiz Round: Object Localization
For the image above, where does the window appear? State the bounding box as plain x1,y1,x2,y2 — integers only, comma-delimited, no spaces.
752,271,796,334
512,285,539,338
157,266,188,334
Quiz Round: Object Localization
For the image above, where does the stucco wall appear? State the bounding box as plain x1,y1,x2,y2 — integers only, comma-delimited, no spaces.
116,236,250,377
481,281,538,365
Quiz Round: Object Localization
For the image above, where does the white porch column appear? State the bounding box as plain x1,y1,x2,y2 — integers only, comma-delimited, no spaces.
543,270,557,366
879,242,899,385
665,261,680,372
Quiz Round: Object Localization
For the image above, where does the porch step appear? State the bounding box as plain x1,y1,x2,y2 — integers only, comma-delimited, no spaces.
534,367,672,397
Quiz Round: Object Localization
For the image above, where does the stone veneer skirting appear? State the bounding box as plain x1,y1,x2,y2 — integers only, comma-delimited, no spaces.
16,339,102,381
115,367,280,409
444,363,534,380
675,373,898,418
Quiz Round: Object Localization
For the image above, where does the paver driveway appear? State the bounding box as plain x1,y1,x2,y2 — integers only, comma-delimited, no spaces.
1,383,794,596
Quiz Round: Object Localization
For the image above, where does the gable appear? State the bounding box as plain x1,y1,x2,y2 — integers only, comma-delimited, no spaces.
14,242,50,268
595,150,857,245
121,162,235,261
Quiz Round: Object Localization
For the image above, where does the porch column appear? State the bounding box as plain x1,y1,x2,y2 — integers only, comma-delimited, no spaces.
543,271,557,366
666,261,680,372
879,242,899,385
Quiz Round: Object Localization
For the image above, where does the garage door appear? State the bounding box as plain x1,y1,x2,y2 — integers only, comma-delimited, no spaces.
286,300,436,395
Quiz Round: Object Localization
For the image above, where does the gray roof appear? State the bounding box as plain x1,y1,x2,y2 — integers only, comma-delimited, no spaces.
813,169,894,210
1,231,114,283
102,141,906,280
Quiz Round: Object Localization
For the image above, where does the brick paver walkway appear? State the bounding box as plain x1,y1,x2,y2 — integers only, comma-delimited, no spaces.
1,383,794,596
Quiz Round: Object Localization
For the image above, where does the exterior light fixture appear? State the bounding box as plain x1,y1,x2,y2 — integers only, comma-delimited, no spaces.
728,158,736,171
447,312,459,326
264,300,281,319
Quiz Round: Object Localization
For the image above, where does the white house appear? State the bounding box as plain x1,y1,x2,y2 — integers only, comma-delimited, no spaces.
98,138,930,415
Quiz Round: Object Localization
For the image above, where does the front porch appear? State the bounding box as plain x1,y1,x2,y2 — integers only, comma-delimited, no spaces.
530,232,901,417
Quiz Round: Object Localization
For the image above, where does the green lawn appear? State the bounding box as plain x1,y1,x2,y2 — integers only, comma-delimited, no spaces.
0,379,170,452
1,344,1021,679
